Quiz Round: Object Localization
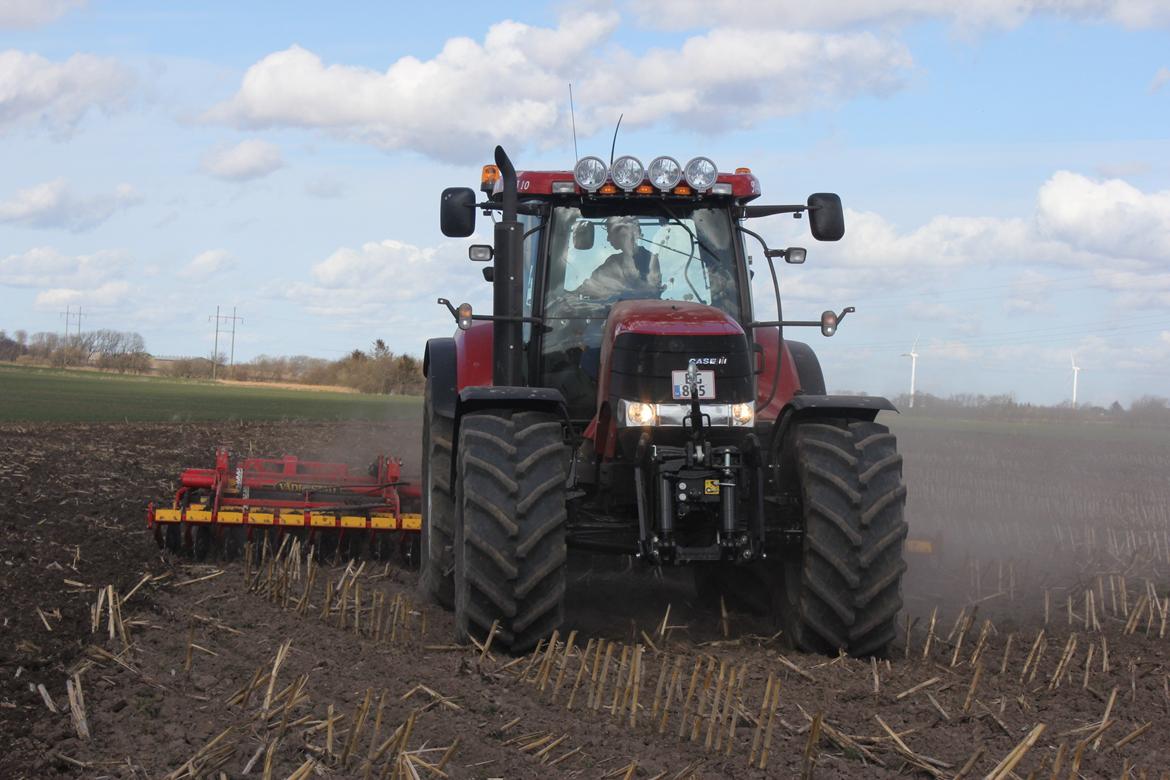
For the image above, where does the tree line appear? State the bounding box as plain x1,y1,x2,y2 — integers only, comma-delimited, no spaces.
167,339,423,395
0,329,423,395
0,328,151,372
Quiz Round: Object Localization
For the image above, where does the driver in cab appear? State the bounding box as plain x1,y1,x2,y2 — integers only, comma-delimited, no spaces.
575,216,664,300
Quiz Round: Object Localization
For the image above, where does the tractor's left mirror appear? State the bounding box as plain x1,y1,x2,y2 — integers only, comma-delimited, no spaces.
440,187,476,237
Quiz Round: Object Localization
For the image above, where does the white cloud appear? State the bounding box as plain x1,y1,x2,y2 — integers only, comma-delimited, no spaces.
179,249,234,278
761,169,1170,327
630,0,1170,31
0,0,84,28
209,14,911,162
1035,171,1170,265
34,280,131,308
200,139,284,181
0,246,129,288
1151,67,1170,92
0,49,132,134
0,178,140,231
273,238,491,347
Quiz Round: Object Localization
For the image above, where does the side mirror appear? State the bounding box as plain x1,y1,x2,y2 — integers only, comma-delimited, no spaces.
784,247,806,264
440,187,476,237
807,193,844,242
572,221,595,250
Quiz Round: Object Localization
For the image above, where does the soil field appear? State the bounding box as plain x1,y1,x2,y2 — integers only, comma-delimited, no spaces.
2,416,1169,778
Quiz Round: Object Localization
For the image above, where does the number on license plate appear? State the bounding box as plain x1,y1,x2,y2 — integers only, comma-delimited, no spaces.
671,370,715,400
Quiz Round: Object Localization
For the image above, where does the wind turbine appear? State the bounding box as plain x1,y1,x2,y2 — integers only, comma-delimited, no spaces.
902,337,919,409
1070,354,1081,407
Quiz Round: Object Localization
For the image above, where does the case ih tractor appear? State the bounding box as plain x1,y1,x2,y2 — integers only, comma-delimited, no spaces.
422,147,907,657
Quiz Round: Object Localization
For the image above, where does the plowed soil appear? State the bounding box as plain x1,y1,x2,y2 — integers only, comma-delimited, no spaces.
1,419,1168,778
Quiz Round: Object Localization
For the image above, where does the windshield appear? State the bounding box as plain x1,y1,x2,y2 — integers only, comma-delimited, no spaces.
539,204,741,418
545,204,740,317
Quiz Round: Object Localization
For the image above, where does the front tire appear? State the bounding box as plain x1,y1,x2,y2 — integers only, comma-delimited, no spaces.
454,410,567,653
783,420,908,656
420,378,456,608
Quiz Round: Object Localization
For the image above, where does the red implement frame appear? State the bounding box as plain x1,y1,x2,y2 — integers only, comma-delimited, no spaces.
147,448,422,551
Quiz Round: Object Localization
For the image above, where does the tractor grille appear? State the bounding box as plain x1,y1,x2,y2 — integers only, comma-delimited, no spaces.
608,332,754,403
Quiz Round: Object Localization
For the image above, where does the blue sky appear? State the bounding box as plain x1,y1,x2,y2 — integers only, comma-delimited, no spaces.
2,0,1169,405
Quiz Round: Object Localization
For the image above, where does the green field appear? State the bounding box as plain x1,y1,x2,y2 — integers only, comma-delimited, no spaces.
0,364,421,422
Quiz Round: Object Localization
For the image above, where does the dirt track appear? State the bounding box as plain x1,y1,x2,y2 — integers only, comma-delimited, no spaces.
2,419,1169,778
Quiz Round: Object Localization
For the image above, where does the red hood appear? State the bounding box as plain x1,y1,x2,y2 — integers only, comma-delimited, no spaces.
605,300,745,339
587,300,745,448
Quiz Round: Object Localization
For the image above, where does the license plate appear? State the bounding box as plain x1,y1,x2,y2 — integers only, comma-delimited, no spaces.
672,370,715,400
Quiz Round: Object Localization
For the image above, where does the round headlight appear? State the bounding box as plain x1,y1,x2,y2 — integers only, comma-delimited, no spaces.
731,403,754,425
573,156,608,192
626,402,656,426
610,156,645,191
647,156,683,190
684,157,718,191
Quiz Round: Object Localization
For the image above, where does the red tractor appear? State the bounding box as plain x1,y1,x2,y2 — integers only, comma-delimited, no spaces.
422,148,907,656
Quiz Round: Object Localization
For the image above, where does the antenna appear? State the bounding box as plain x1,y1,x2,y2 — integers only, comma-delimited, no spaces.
901,337,920,409
568,83,579,162
609,113,623,167
1070,353,1081,407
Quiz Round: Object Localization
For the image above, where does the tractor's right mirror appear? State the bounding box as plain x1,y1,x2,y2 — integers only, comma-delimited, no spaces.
440,187,476,237
572,221,595,250
807,193,844,242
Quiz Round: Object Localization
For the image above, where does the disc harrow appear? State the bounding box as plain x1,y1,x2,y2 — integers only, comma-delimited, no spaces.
147,448,421,563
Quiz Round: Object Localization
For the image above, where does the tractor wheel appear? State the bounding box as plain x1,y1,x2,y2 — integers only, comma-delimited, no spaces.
782,420,908,657
420,379,456,608
453,410,567,654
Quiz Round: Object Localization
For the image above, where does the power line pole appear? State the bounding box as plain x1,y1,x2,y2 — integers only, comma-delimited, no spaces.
59,306,71,366
208,307,243,380
227,307,243,378
209,306,221,381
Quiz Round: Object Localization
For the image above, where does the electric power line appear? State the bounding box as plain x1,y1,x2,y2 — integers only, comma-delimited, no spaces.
209,306,243,380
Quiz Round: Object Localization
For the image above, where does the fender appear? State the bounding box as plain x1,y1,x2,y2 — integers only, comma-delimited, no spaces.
423,337,458,418
459,386,568,418
770,394,899,457
785,340,826,396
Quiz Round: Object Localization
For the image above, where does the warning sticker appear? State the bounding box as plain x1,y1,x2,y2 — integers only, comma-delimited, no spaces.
704,479,720,495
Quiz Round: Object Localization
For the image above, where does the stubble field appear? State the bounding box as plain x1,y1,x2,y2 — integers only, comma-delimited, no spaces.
1,408,1169,778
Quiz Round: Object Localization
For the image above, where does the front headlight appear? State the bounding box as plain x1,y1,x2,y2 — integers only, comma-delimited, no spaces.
731,402,754,426
625,401,657,427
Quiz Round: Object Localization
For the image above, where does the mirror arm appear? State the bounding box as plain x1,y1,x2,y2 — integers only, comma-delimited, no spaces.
753,307,854,329
477,200,545,216
436,297,458,320
741,204,807,219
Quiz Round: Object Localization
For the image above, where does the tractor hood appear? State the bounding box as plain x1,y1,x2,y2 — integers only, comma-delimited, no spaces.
604,299,746,341
596,300,754,415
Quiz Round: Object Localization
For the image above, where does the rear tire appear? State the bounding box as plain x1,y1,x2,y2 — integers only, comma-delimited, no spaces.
454,410,567,653
783,420,908,656
420,378,456,608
